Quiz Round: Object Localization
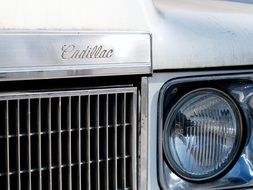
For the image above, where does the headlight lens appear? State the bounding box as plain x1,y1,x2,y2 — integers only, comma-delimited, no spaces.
163,88,243,182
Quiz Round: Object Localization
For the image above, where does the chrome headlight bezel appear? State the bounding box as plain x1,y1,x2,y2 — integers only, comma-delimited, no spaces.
162,87,243,182
157,73,252,190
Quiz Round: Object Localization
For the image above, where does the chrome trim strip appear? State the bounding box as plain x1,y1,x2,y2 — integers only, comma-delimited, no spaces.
139,77,149,190
0,87,137,100
0,32,151,81
0,64,151,82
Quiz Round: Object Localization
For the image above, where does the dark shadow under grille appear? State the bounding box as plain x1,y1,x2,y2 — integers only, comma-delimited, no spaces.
0,87,137,190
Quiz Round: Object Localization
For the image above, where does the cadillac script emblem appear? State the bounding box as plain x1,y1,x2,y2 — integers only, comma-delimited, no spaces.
61,45,114,59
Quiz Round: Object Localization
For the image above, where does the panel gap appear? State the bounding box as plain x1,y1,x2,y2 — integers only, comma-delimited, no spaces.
20,136,28,171
100,161,106,190
9,137,18,172
81,164,89,189
90,163,96,190
41,99,49,133
21,173,29,190
71,97,79,130
81,130,88,163
125,93,133,124
42,134,49,168
117,158,124,189
52,169,59,190
117,94,124,125
90,129,97,162
71,165,78,190
108,160,114,190
30,99,39,133
51,133,58,168
99,95,107,127
61,97,68,131
117,126,124,157
99,127,106,160
9,100,18,136
31,135,39,170
31,171,39,190
51,98,59,132
10,174,18,190
108,127,115,158
61,133,68,166
90,95,97,128
42,170,49,190
126,157,132,188
62,167,68,190
108,94,116,126
126,126,131,156
71,131,78,164
81,96,88,129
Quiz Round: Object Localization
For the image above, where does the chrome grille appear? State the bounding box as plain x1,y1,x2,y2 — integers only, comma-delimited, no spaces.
0,87,137,190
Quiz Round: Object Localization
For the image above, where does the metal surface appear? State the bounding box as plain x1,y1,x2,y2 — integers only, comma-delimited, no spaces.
0,86,138,190
139,77,149,190
141,0,253,70
148,70,253,190
0,32,151,81
0,0,253,70
0,0,253,71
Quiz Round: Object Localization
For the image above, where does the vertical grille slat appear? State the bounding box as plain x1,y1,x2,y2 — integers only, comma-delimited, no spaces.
131,93,137,190
77,96,81,190
86,96,91,190
86,95,91,190
0,87,137,190
48,99,52,190
6,101,10,190
17,100,21,190
58,98,62,190
114,94,118,190
67,97,72,190
123,94,127,190
27,99,31,190
38,99,42,190
96,96,100,190
105,95,109,190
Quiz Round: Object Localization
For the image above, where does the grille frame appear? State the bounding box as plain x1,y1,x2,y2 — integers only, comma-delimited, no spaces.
0,86,138,190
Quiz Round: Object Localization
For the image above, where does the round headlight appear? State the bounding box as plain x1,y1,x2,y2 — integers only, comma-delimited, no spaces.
163,88,243,182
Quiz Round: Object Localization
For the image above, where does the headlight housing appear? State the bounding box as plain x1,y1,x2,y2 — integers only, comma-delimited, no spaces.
157,74,253,190
163,88,243,182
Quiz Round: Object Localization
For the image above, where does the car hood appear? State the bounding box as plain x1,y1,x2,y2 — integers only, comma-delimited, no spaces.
0,0,253,70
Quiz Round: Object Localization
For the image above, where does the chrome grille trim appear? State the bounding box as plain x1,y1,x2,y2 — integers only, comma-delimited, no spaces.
48,99,52,190
114,95,118,189
6,101,10,190
0,32,152,82
0,87,137,190
86,95,91,190
28,99,32,190
77,96,81,190
105,94,109,190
